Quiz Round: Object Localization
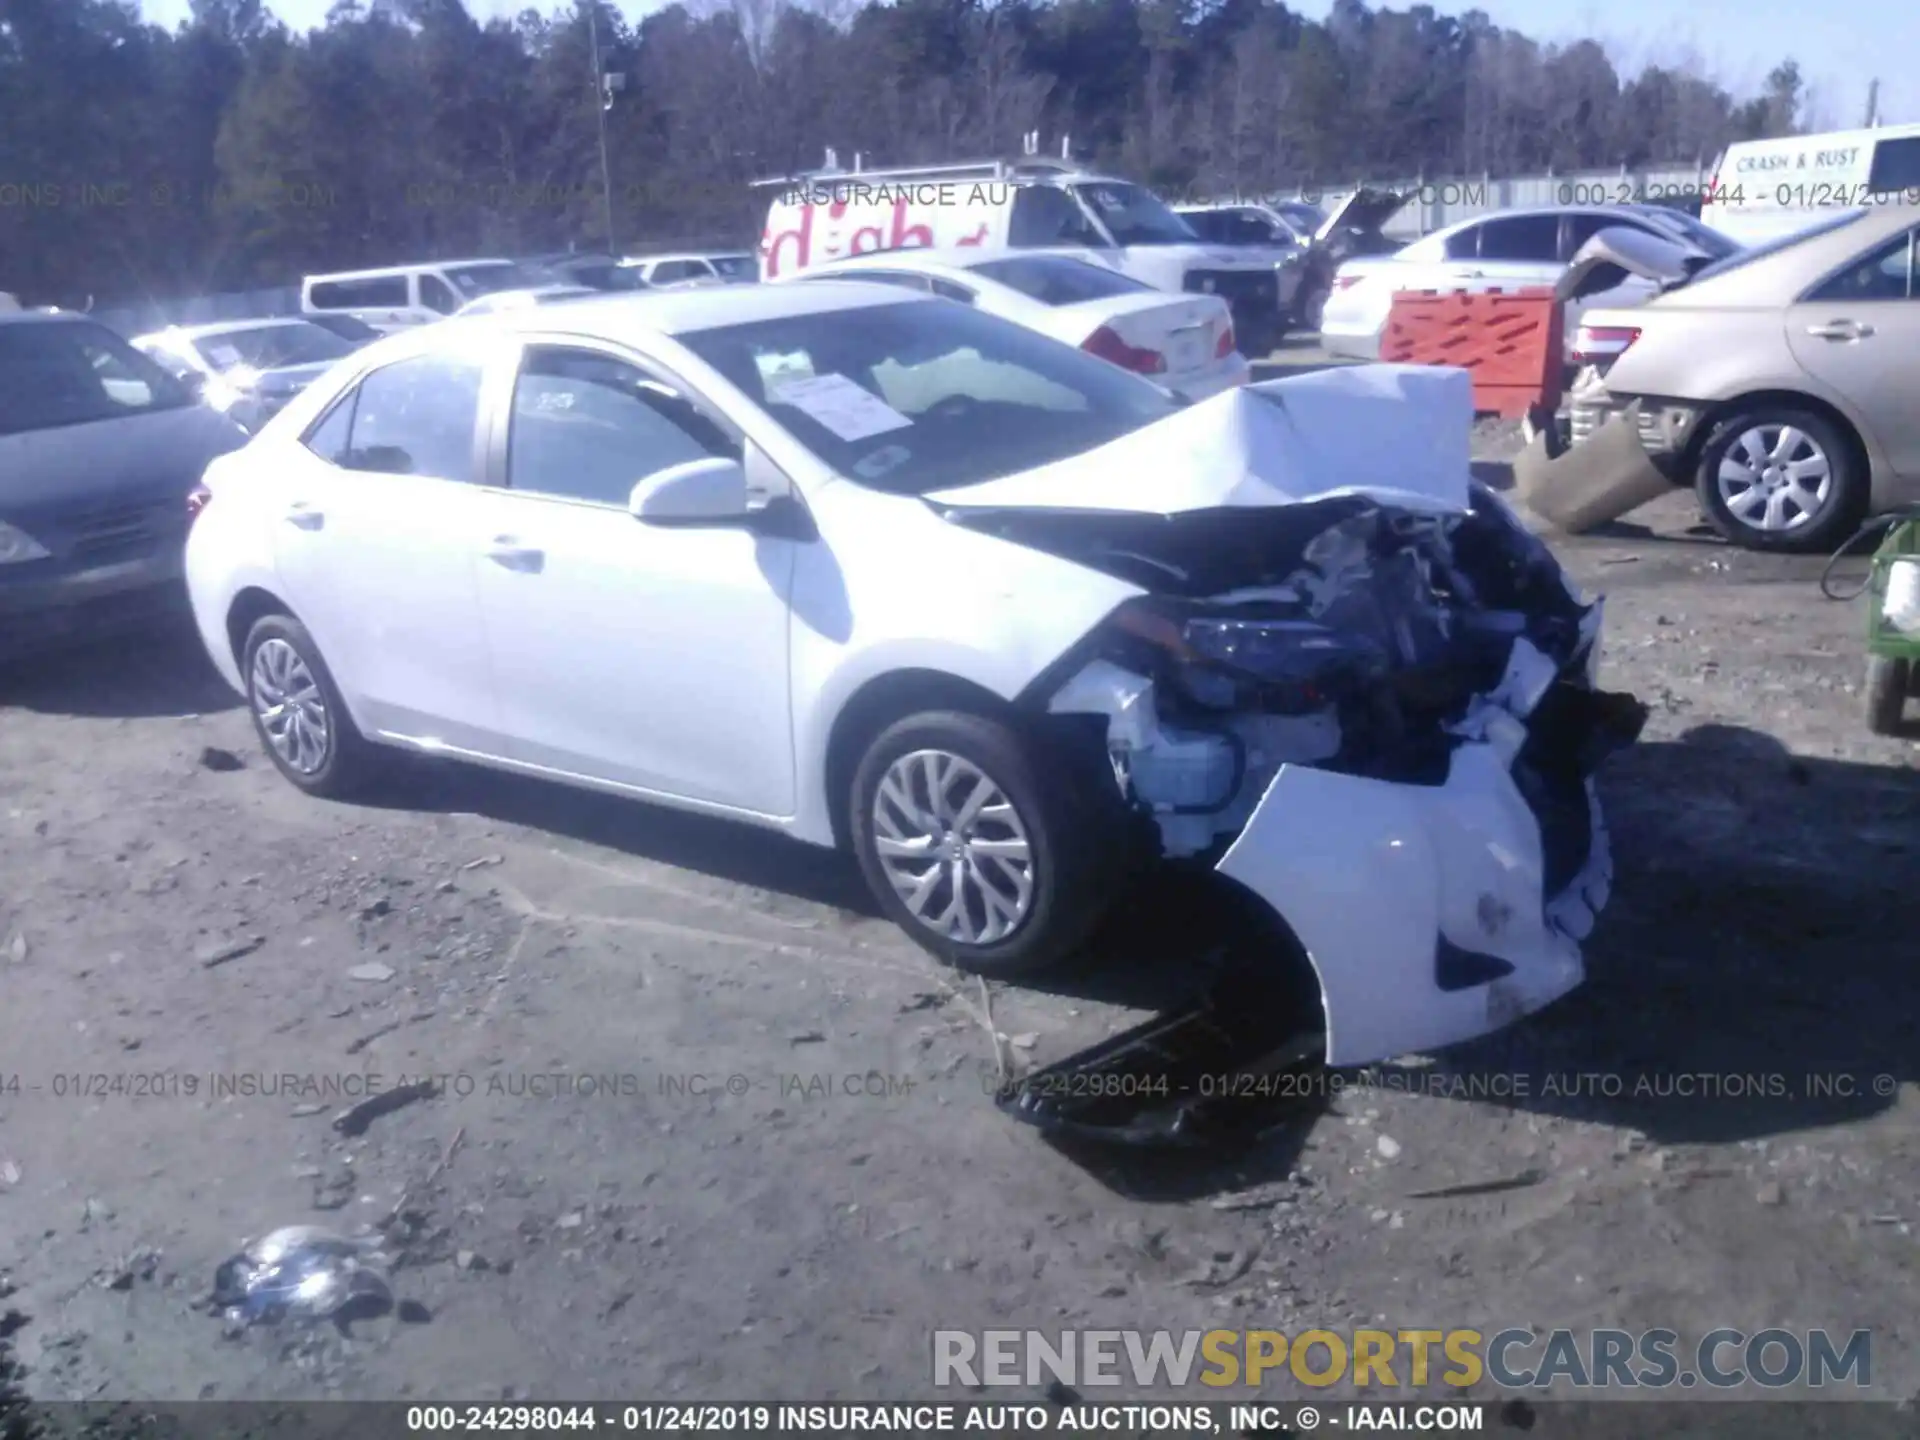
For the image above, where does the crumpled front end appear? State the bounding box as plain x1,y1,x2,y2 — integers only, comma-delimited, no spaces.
1032,482,1646,1069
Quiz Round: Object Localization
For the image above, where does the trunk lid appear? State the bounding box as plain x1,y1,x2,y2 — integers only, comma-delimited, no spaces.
1063,293,1234,376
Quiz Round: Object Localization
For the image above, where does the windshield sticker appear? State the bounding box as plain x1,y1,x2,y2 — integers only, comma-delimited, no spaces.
770,372,913,442
852,443,912,480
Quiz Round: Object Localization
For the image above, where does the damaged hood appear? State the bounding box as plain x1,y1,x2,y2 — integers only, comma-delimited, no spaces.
925,363,1473,519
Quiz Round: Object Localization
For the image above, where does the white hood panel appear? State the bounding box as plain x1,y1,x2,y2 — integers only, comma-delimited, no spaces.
925,363,1473,516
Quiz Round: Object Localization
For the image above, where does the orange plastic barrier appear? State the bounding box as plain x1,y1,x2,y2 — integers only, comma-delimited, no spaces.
1378,289,1565,420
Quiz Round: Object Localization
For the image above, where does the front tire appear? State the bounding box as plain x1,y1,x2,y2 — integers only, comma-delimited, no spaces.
849,710,1120,977
1693,408,1866,554
241,613,374,798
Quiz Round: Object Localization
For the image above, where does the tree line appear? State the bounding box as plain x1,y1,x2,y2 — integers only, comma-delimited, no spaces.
0,0,1810,307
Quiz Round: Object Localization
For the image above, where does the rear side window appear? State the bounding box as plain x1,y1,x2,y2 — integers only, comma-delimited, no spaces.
1805,229,1917,302
1442,225,1481,261
970,256,1153,306
651,260,707,284
1868,138,1920,193
309,276,409,310
1477,214,1561,261
318,354,484,481
419,275,460,315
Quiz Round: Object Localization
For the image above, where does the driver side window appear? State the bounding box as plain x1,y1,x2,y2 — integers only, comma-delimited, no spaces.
506,346,734,506
419,275,460,315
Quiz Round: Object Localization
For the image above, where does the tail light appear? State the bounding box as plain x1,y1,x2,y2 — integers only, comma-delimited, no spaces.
1332,274,1362,291
187,484,212,519
1570,325,1641,365
1215,322,1235,359
1082,325,1166,376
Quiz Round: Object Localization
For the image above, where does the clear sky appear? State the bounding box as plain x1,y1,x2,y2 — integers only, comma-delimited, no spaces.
135,0,1914,136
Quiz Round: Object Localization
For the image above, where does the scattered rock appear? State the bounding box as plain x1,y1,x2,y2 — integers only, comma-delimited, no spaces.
5,932,26,963
198,747,245,772
311,1164,357,1211
454,1250,491,1272
789,1031,825,1046
99,1248,161,1291
898,992,947,1013
1376,1134,1402,1160
1756,1181,1784,1206
1008,1033,1039,1051
290,1104,326,1118
557,1212,585,1230
435,880,458,895
347,963,396,984
360,898,393,919
0,1160,20,1188
196,935,265,968
80,1198,113,1228
461,855,503,871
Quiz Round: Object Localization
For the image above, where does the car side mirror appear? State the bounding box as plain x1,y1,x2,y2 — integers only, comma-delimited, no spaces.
629,457,752,525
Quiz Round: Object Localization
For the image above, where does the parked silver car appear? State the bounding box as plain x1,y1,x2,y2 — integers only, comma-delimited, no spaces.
133,317,361,434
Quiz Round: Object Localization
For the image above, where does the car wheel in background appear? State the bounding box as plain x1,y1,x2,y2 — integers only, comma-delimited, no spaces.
1693,407,1866,554
1866,654,1910,736
850,710,1119,977
241,613,373,798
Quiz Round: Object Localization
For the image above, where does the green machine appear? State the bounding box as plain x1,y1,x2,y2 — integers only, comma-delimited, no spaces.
1843,514,1920,736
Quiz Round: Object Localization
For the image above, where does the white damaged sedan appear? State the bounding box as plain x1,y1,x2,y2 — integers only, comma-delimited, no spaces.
183,280,1644,1068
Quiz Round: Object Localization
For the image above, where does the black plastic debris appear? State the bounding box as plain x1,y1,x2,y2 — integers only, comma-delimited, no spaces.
996,961,1325,1148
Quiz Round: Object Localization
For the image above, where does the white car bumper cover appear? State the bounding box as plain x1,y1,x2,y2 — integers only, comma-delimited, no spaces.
1217,741,1609,1067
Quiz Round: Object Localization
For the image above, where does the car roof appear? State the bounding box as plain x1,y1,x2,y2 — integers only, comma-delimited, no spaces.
809,250,1016,287
305,259,518,283
137,317,318,344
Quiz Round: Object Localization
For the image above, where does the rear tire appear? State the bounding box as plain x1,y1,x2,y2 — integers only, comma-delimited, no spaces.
849,709,1123,977
241,613,375,798
1693,407,1867,554
1866,654,1909,736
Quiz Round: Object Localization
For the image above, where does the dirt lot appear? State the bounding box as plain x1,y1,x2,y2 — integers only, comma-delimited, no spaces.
2,417,1917,1411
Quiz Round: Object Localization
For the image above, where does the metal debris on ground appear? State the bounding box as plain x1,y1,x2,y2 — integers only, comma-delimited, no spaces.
210,1225,392,1330
196,934,265,968
332,1079,438,1137
1405,1168,1547,1200
460,855,504,871
347,962,396,983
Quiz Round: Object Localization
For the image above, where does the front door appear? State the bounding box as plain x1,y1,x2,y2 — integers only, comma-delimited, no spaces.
270,350,504,750
472,341,800,816
1787,225,1920,480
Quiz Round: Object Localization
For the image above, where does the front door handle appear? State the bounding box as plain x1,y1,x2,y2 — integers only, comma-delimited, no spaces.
487,538,544,573
284,504,324,531
1806,319,1874,340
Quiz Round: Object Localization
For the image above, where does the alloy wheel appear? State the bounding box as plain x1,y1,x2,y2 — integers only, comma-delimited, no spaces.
250,637,331,775
871,749,1035,945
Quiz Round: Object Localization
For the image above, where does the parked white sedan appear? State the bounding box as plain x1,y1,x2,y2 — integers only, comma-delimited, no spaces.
788,249,1250,402
183,282,1642,1067
1320,204,1735,361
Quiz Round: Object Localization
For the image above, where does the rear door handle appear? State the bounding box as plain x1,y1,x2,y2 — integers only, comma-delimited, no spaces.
284,504,324,531
1806,320,1873,340
487,538,544,573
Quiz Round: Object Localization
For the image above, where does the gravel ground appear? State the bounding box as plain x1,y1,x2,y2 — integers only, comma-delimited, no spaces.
1,414,1917,1413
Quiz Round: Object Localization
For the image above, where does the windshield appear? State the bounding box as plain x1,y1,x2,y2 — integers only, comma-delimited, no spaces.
1681,209,1867,286
968,256,1152,306
1069,182,1199,246
0,320,195,436
563,261,646,291
444,263,533,298
709,256,756,280
193,321,354,373
677,299,1179,494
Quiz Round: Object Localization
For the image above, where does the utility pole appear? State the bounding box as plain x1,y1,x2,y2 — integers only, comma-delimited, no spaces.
1863,79,1880,129
586,1,620,256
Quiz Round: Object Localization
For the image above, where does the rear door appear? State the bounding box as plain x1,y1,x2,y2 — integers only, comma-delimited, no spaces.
1787,224,1920,480
270,349,506,749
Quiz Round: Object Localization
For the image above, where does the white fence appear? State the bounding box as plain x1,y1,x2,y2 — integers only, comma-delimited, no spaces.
1283,161,1716,237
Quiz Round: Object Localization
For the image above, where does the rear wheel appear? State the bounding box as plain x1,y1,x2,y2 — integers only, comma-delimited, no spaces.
1866,654,1910,736
1693,407,1866,554
849,710,1122,977
241,613,375,798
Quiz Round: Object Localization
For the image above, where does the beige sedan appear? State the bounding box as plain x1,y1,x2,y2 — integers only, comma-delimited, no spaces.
1567,205,1919,551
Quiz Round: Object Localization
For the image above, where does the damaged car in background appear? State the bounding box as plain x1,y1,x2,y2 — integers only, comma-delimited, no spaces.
180,282,1644,1144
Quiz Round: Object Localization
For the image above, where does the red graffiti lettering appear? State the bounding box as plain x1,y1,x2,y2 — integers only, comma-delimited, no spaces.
763,204,815,277
955,223,990,247
890,198,933,250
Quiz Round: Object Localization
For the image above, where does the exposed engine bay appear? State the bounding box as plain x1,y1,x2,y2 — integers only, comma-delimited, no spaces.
951,479,1644,872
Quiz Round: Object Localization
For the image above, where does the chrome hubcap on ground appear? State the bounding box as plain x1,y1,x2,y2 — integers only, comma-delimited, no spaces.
250,638,330,775
1718,424,1832,533
872,749,1034,945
